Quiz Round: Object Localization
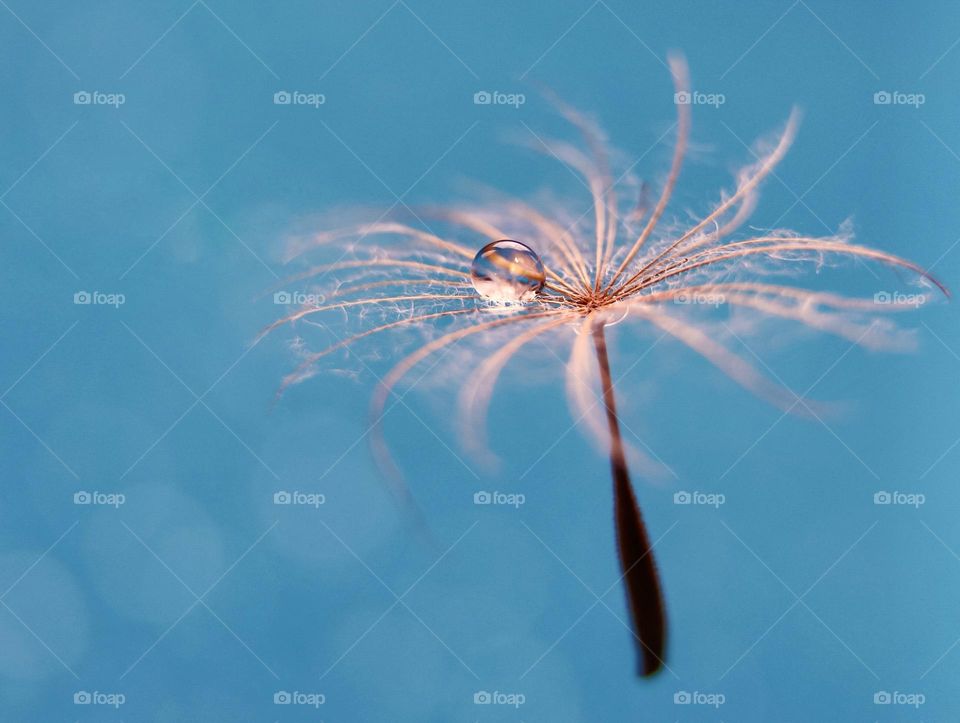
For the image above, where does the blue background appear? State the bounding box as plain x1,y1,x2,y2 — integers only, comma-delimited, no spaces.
1,1,958,720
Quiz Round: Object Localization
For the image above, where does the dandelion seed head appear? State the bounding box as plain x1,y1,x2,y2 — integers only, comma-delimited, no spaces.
260,56,949,680
263,53,946,474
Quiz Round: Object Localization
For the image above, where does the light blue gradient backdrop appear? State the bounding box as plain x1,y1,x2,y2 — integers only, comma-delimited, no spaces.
1,1,958,720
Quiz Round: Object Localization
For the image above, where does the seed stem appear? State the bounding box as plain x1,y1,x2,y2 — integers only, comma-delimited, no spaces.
592,321,667,677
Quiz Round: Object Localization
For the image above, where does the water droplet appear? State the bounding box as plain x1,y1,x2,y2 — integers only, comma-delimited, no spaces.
470,239,545,303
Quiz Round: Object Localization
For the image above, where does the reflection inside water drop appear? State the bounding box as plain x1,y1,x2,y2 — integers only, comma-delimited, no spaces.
470,239,545,303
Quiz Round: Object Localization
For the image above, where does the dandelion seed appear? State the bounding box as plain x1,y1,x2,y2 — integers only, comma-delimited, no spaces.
264,52,947,678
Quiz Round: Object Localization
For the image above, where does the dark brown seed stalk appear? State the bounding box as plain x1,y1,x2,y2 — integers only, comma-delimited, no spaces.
592,320,667,677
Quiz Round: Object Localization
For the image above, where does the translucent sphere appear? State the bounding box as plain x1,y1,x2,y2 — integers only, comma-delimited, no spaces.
470,239,545,303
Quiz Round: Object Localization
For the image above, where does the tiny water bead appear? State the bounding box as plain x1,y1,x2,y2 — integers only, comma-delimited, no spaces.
470,239,545,303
